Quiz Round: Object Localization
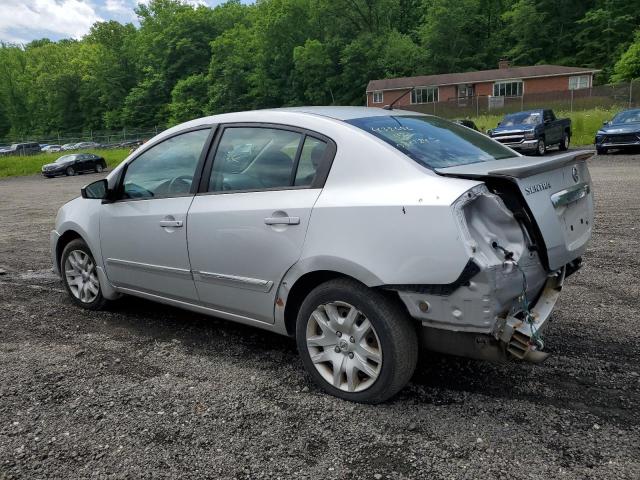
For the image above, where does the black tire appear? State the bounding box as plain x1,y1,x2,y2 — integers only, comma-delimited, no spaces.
60,238,109,310
559,132,570,151
295,278,418,404
536,138,546,156
66,166,76,176
596,146,608,155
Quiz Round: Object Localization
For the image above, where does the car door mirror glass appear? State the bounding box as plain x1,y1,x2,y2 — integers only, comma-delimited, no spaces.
81,179,108,199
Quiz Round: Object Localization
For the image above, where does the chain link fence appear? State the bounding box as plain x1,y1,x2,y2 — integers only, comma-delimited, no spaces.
0,126,165,152
404,79,640,119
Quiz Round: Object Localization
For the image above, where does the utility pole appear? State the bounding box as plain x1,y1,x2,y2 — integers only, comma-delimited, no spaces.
570,89,574,113
630,80,633,108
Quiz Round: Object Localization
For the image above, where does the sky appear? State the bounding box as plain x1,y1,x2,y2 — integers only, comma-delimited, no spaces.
0,0,234,44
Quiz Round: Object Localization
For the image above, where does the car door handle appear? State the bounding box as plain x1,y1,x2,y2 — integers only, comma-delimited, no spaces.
159,220,183,228
264,216,300,225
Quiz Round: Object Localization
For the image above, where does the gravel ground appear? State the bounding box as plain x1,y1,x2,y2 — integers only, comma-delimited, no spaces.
0,152,639,479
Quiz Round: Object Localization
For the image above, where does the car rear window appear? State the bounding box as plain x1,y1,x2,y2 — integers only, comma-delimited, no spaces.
347,115,516,168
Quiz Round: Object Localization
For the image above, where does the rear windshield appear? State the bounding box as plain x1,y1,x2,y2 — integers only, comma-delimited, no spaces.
501,111,542,126
347,115,516,168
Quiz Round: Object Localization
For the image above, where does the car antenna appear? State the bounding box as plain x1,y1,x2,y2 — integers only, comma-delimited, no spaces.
383,86,415,110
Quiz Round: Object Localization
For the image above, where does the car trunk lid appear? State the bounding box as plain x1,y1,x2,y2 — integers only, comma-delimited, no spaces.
436,150,594,271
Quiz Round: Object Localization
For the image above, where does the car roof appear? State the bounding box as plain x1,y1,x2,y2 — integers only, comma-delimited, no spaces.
140,106,428,156
506,109,543,115
176,106,424,127
271,106,424,121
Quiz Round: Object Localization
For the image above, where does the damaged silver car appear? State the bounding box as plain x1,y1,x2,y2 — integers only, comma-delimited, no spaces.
50,107,593,403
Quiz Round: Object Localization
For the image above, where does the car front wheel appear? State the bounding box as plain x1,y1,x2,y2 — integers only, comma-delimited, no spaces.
536,138,546,156
296,278,418,403
61,239,109,310
596,146,608,155
66,166,76,176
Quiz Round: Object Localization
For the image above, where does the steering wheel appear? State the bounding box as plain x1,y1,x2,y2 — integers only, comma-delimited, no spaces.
168,175,193,194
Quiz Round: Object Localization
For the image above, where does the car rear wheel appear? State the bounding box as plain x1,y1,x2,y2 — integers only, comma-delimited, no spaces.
559,133,570,151
66,166,76,176
95,163,104,173
536,138,546,156
296,278,418,403
596,146,608,155
61,239,109,310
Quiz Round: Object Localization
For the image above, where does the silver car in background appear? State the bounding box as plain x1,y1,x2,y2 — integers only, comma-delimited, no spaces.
51,107,593,403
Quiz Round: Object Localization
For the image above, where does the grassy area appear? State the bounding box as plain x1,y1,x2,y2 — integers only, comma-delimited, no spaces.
468,107,617,146
0,148,130,178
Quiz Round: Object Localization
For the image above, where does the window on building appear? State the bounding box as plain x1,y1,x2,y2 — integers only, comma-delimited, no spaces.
493,80,523,97
411,87,438,104
569,75,590,90
372,91,383,103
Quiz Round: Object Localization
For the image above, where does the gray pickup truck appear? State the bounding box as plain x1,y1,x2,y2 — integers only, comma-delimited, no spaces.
488,109,571,156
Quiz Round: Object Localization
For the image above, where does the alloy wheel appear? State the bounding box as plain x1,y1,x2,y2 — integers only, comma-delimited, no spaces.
305,301,382,392
64,250,100,303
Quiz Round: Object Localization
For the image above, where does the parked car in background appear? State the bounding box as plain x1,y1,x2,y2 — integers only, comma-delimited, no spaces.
74,141,101,150
42,153,106,177
0,142,41,156
488,109,571,155
453,119,480,131
42,144,62,153
50,107,593,403
61,143,78,151
594,108,640,154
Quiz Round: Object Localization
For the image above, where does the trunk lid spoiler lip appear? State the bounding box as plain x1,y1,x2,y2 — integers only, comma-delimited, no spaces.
435,150,594,179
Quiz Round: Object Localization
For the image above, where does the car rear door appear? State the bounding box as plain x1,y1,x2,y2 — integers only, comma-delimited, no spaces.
100,127,213,300
544,110,562,144
186,124,335,324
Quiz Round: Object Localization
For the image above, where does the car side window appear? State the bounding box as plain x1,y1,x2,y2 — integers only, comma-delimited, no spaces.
544,110,555,122
209,127,303,192
294,137,328,186
121,128,210,200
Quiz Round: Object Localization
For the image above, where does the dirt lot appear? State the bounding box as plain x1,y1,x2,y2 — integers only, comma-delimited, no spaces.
0,153,639,479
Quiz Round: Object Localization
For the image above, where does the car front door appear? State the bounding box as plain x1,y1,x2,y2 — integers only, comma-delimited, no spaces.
76,154,89,171
187,125,335,323
100,127,212,301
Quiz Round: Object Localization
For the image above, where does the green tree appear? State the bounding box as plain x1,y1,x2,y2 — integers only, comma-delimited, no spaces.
169,73,210,124
611,32,640,82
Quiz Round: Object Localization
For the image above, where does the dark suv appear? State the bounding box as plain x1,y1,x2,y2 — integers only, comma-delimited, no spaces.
0,142,41,156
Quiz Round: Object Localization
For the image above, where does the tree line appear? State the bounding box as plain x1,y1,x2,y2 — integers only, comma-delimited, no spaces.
0,0,639,139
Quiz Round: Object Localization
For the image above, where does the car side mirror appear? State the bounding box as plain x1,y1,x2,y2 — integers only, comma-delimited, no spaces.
81,179,109,200
602,120,609,126
496,122,501,127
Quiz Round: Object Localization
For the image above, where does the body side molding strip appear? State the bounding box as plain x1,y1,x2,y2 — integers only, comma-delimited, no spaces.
192,270,274,293
106,258,193,277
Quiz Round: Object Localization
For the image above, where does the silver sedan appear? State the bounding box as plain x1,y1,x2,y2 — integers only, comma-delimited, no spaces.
51,107,593,403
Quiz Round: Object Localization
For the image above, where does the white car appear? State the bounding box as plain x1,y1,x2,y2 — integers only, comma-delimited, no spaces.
42,144,62,153
50,107,593,403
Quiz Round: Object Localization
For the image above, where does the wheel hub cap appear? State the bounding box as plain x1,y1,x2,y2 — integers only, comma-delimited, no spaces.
306,301,382,393
64,250,99,303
